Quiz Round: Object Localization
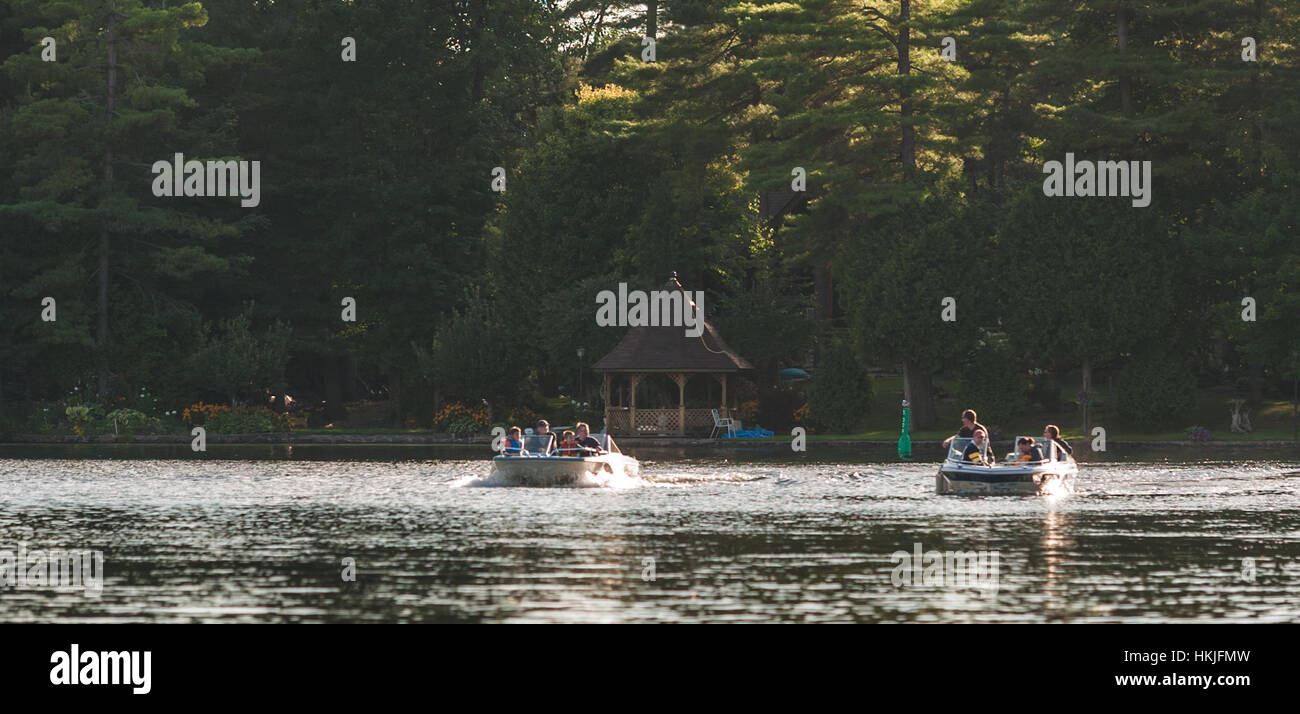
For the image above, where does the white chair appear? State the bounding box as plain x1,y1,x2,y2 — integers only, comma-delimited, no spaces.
710,409,736,439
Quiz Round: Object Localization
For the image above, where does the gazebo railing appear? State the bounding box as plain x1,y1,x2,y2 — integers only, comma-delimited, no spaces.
604,407,718,436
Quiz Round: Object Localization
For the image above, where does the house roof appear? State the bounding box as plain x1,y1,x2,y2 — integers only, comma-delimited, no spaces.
592,275,754,373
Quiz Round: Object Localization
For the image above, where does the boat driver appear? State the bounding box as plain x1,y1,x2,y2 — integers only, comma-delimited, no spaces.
574,422,605,456
1014,437,1044,463
962,428,994,465
943,409,989,449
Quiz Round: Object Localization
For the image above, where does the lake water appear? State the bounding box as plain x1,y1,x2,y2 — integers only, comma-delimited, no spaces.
1,445,1298,623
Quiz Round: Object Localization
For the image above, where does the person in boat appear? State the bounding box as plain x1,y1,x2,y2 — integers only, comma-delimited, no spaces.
942,409,989,449
502,426,526,456
961,428,994,465
1043,425,1072,460
556,430,581,456
535,419,551,437
1014,436,1045,463
574,422,605,456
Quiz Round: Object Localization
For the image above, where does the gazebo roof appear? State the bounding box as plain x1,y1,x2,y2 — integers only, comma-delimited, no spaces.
592,275,755,373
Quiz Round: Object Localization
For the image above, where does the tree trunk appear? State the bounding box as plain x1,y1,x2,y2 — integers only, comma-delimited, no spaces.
814,260,833,320
97,0,118,397
903,360,936,430
324,354,347,421
899,0,915,176
647,0,657,39
389,371,404,427
1081,356,1093,431
1248,361,1263,408
1117,3,1133,116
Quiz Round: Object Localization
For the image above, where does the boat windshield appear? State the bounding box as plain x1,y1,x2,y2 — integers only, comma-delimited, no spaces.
524,433,555,456
597,433,620,454
947,437,973,462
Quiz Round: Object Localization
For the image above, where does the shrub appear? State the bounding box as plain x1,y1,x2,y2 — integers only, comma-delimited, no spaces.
958,340,1028,424
105,408,160,434
1115,354,1197,428
182,401,230,427
433,402,491,434
806,341,873,432
1027,370,1062,411
756,388,803,433
505,406,542,428
205,407,291,434
65,405,92,437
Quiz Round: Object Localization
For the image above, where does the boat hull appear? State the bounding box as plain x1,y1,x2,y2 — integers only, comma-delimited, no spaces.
936,464,1076,495
490,454,639,486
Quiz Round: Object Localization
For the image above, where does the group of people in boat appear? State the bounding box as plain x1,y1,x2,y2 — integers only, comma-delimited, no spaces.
940,409,1073,465
502,419,607,457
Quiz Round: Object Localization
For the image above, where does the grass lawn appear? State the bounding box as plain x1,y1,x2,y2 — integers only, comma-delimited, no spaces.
805,375,1299,442
284,377,1298,443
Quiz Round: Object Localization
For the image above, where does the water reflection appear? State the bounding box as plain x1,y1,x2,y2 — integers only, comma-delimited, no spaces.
0,456,1296,622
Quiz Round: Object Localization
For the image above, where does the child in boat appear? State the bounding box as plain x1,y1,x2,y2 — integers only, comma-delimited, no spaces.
503,426,525,456
1015,437,1044,463
557,430,581,456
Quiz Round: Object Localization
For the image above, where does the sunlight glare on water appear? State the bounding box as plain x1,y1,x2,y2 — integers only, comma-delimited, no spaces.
0,451,1297,623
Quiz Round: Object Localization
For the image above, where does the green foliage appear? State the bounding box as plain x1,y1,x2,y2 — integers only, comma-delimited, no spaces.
1,0,1298,436
1115,354,1198,429
756,388,803,434
185,307,290,405
420,290,525,404
205,407,290,434
105,408,159,434
958,337,1029,426
806,340,873,432
431,402,491,434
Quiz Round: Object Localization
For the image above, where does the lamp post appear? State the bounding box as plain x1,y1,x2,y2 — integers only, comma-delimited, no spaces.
577,347,585,403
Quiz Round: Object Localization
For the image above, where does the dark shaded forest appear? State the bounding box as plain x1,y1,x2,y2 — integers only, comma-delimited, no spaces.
1,0,1297,436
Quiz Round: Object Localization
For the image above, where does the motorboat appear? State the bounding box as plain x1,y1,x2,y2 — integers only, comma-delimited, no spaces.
489,432,640,486
936,436,1077,495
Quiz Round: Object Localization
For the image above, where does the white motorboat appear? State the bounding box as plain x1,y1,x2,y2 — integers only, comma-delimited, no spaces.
936,436,1077,495
489,432,639,486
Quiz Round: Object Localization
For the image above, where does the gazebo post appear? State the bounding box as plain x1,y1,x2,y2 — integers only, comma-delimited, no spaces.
721,374,728,418
629,373,641,435
603,373,611,433
673,373,687,436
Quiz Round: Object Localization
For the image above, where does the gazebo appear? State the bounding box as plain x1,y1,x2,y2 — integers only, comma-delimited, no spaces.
593,275,754,436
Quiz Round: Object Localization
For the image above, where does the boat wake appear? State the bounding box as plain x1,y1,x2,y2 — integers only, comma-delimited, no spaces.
456,457,643,489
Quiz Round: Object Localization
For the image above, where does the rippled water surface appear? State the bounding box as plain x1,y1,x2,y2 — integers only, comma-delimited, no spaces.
1,448,1298,623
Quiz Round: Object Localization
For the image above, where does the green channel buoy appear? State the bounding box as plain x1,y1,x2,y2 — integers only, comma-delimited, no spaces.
898,400,912,460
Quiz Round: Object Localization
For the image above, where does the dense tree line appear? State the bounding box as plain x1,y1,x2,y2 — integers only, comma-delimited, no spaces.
0,0,1296,433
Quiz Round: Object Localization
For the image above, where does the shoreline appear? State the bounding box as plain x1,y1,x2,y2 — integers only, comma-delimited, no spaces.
1,432,1296,448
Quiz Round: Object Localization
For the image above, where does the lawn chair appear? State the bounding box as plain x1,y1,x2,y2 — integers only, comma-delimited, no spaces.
710,409,736,439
